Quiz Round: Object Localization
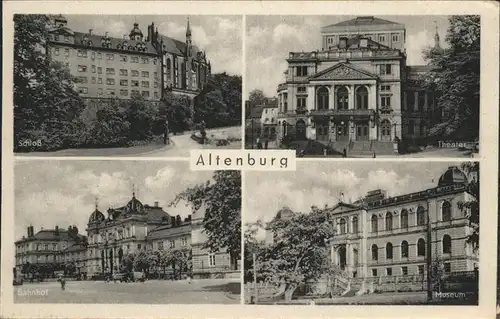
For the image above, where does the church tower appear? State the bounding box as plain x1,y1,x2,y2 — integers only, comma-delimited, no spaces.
186,18,193,57
434,22,441,50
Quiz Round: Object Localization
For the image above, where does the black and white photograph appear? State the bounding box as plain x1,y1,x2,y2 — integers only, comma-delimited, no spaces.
13,161,241,304
244,161,479,305
245,15,480,158
14,14,242,157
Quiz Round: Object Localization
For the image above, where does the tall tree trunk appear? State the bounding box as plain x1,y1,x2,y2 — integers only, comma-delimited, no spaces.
284,283,297,301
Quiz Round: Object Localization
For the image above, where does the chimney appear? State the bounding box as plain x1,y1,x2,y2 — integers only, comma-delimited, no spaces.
27,227,31,237
154,201,159,208
89,29,93,35
55,226,59,235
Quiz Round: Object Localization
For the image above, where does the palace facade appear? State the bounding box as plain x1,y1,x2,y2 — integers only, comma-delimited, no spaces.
267,166,478,294
47,15,210,101
276,16,441,154
15,193,239,279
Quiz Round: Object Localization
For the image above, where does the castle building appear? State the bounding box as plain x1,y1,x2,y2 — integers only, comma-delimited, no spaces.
267,166,478,293
276,16,441,154
47,15,210,102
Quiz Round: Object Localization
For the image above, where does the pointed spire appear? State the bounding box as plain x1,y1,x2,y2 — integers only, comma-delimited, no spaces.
95,196,99,211
434,20,441,50
186,17,192,38
132,183,136,198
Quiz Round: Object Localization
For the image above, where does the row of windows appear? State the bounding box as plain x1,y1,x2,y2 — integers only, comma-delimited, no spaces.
66,49,157,65
337,202,453,235
17,243,59,252
77,65,157,78
325,34,400,45
77,87,159,99
371,263,450,277
156,237,189,250
76,77,158,88
371,236,452,262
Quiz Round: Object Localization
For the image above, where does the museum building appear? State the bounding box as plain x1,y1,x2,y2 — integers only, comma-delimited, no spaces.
267,166,478,294
276,16,442,154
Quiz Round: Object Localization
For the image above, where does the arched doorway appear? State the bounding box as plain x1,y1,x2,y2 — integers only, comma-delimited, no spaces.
338,246,347,270
381,120,391,141
336,121,348,141
296,119,307,140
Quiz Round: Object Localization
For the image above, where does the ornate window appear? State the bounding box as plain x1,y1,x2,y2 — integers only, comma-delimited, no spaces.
417,206,425,226
352,216,358,233
337,86,348,110
401,209,408,228
356,86,368,110
386,242,393,259
371,215,378,233
339,218,347,234
443,235,452,254
371,244,378,261
317,87,329,110
442,201,452,221
385,212,393,230
401,240,409,258
417,238,425,256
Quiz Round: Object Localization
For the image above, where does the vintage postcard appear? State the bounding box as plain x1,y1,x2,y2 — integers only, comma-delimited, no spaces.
1,1,499,319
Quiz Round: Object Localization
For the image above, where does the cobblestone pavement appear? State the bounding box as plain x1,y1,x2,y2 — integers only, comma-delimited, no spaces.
14,279,241,304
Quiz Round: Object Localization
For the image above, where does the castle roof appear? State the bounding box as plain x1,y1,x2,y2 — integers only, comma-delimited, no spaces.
438,166,467,187
322,16,404,33
15,228,86,244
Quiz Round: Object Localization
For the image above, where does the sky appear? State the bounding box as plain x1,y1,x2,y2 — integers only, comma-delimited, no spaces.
244,161,466,239
64,15,242,75
14,161,215,240
246,15,451,98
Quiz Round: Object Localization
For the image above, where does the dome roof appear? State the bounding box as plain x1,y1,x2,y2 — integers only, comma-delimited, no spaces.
438,166,467,187
88,209,105,224
129,22,143,37
124,193,144,214
276,206,293,220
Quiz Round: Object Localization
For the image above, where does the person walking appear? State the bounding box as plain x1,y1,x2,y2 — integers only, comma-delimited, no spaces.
372,151,376,158
264,139,269,149
163,119,170,145
343,148,347,158
59,275,66,291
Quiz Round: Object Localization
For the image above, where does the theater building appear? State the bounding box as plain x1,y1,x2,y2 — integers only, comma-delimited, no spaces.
276,16,442,154
267,166,478,294
47,15,210,101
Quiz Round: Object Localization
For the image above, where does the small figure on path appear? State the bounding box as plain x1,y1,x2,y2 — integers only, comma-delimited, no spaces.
264,139,269,149
343,148,347,158
163,119,170,145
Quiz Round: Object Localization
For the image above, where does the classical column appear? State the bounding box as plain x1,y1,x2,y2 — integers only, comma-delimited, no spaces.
403,91,407,111
424,91,428,112
307,85,315,111
370,84,377,111
329,85,335,110
414,92,418,111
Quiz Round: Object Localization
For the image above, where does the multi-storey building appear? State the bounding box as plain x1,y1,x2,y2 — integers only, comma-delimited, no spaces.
47,15,210,102
276,16,442,154
260,98,278,140
14,226,86,276
267,166,478,293
16,192,240,279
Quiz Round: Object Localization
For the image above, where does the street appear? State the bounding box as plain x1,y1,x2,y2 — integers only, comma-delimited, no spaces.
16,126,242,157
14,278,241,304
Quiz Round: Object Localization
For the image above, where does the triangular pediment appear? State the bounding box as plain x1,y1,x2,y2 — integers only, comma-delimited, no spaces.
309,63,378,81
328,202,362,214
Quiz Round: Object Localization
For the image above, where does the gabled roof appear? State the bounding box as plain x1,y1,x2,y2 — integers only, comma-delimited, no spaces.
147,223,191,240
308,62,378,81
15,229,86,244
158,35,202,60
328,202,362,214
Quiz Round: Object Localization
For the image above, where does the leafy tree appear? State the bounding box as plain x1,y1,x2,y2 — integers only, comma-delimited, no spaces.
14,14,85,151
194,73,242,128
133,250,157,277
123,94,157,141
161,92,194,134
248,89,266,107
421,15,480,140
253,207,337,301
458,161,479,250
121,253,136,272
170,171,241,267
